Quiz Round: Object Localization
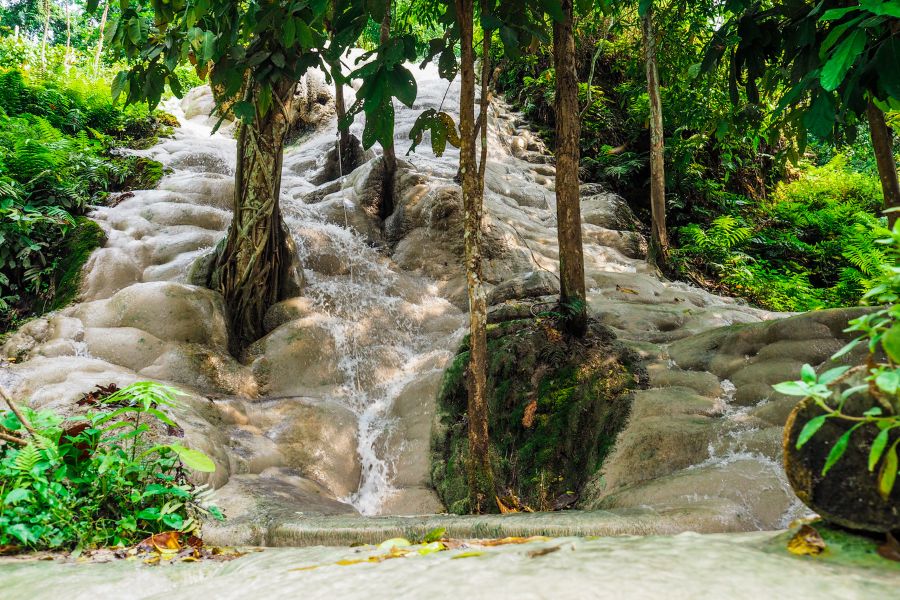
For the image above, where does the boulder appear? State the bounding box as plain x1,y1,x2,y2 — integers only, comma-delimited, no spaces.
784,396,900,533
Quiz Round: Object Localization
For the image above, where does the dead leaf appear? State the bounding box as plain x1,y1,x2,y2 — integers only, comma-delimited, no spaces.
877,532,900,562
496,496,517,514
615,285,639,295
787,525,826,556
451,551,485,559
527,545,561,558
144,531,182,552
480,536,547,547
522,399,537,428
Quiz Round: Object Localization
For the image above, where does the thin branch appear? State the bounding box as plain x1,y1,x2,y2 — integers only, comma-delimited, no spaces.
0,386,35,438
0,431,27,446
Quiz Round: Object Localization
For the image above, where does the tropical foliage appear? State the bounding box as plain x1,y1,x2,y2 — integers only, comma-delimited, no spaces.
0,382,221,551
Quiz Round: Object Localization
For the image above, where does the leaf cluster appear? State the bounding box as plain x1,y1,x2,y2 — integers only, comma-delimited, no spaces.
0,382,221,551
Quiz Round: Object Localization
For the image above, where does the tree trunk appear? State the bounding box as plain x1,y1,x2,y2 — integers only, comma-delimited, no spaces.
379,0,397,219
329,56,355,175
455,0,494,514
553,0,587,337
94,0,109,75
40,0,50,69
64,1,71,74
210,79,301,355
867,99,900,228
642,7,669,266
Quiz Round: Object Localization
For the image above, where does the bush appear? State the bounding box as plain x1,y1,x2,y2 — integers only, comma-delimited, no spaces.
671,156,887,312
0,382,222,551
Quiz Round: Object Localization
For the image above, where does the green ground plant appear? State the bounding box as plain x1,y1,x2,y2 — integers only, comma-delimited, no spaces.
775,224,900,500
0,382,222,551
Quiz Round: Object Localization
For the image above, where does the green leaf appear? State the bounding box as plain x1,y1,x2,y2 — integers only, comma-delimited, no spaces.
540,0,565,22
388,66,417,108
875,371,900,395
127,17,142,45
111,71,128,103
638,0,653,18
800,363,816,383
869,427,892,471
4,488,31,504
803,92,835,139
881,324,900,362
232,101,256,124
296,21,314,49
796,415,828,449
137,507,161,520
820,6,859,21
822,428,852,475
874,36,900,99
772,381,809,396
171,444,216,472
423,527,446,543
878,443,898,499
818,366,849,385
281,20,296,48
820,29,866,91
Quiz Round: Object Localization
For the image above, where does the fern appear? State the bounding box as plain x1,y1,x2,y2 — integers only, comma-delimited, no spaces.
13,444,41,474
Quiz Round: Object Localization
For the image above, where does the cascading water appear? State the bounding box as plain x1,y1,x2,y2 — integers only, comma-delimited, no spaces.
3,54,841,533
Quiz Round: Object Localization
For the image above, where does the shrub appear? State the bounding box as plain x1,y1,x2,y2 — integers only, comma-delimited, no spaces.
671,156,887,312
0,382,222,551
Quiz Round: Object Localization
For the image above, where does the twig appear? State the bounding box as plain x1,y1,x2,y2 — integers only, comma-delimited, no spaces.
0,430,26,446
0,386,35,438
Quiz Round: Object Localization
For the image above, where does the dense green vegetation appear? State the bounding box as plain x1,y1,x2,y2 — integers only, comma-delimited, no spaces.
433,317,641,514
494,3,898,312
0,38,177,331
0,382,221,551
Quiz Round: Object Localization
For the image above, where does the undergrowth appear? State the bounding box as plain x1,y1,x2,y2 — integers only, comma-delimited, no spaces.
0,382,222,552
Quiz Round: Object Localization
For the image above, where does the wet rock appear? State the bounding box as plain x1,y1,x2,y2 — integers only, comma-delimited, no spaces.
784,395,900,533
487,270,560,305
581,192,641,231
246,316,344,397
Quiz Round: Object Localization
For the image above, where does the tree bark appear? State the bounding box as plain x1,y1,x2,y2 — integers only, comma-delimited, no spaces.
210,79,301,355
64,1,71,74
40,0,50,69
379,0,397,219
553,0,587,337
867,99,900,228
329,58,354,175
456,0,494,513
642,7,669,266
94,0,109,75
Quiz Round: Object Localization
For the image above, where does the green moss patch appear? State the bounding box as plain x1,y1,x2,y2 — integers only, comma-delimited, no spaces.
769,521,900,571
49,217,106,311
431,317,645,514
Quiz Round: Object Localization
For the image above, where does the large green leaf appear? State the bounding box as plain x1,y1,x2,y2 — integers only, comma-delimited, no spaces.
171,444,216,473
881,324,900,363
874,36,900,100
820,29,867,91
387,66,417,108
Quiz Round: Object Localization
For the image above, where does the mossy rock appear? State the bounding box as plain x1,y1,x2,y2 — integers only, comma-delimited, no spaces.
49,217,106,311
115,156,166,190
784,395,900,533
769,521,900,571
431,317,645,514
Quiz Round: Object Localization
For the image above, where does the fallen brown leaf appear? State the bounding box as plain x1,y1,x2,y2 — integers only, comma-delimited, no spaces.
787,524,826,556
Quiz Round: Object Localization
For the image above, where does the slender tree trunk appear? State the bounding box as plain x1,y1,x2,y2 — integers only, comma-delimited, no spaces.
332,62,353,174
40,0,50,70
379,0,397,219
455,0,494,514
553,0,587,336
64,1,71,74
867,99,900,228
642,7,669,266
210,79,302,354
94,0,109,75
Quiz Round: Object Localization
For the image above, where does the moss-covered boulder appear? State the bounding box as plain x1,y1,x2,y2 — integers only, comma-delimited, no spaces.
49,217,106,311
431,317,645,514
784,395,900,533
